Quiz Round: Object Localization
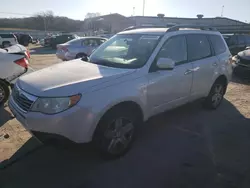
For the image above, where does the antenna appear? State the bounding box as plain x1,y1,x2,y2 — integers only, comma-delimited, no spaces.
142,0,145,16
221,5,224,17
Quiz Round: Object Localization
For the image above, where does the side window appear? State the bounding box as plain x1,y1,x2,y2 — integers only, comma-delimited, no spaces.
98,39,106,45
186,34,211,62
82,39,90,46
157,35,187,65
0,34,13,38
209,35,227,55
238,35,246,45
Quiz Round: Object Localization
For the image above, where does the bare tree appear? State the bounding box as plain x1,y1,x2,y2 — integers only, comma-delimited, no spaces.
85,12,101,19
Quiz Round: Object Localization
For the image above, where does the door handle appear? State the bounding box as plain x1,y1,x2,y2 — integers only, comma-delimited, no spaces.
184,69,193,75
212,62,218,66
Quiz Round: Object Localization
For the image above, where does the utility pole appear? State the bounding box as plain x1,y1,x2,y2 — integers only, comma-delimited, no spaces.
142,0,145,16
43,17,47,33
221,5,224,17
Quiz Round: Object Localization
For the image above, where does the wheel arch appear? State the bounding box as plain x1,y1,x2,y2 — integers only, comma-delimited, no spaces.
90,100,144,140
75,52,87,59
214,75,228,94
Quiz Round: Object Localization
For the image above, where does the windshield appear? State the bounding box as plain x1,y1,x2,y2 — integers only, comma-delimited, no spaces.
89,34,161,68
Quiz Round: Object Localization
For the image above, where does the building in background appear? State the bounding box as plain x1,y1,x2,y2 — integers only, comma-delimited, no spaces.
130,15,247,27
81,13,135,36
1,14,249,38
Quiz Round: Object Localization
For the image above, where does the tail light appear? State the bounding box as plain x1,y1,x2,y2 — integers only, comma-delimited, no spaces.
62,47,68,52
25,50,31,59
14,57,29,68
57,45,68,52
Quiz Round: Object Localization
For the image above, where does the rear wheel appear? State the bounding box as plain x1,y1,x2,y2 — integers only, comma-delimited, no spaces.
0,80,10,106
2,41,10,48
93,107,138,158
204,80,226,109
75,53,87,59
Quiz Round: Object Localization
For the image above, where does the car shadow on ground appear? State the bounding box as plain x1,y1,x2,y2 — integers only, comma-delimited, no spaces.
1,98,250,188
29,46,56,55
0,104,12,128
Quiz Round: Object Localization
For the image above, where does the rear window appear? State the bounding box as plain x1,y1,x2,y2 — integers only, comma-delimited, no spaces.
0,34,15,38
209,35,227,55
66,38,81,45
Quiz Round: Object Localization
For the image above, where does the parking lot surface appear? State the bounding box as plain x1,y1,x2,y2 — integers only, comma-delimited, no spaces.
1,46,250,188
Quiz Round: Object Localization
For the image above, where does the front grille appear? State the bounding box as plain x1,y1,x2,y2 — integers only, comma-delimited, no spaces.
12,85,35,112
239,57,250,66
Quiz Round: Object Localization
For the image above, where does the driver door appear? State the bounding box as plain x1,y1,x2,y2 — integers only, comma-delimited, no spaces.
147,35,193,115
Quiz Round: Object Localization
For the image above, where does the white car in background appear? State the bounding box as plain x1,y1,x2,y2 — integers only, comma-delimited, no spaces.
56,37,107,61
0,34,18,48
0,44,31,105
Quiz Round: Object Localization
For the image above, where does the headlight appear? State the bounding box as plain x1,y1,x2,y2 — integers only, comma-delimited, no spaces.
232,55,238,62
31,94,81,114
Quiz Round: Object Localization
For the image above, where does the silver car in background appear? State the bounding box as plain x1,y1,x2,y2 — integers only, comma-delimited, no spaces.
56,37,107,61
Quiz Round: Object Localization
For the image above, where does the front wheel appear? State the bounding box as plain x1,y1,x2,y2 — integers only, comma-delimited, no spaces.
0,80,10,106
93,108,137,158
204,81,226,109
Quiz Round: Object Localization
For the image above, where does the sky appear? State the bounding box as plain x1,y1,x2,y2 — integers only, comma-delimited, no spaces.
0,0,250,22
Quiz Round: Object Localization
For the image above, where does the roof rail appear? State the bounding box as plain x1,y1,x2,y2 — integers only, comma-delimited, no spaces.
167,24,217,32
123,25,169,31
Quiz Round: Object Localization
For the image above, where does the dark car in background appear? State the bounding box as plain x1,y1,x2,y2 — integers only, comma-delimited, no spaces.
44,36,54,47
50,34,78,49
223,34,250,55
15,34,33,47
232,48,250,77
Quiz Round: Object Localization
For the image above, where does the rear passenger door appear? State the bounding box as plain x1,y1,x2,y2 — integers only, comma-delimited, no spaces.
186,34,218,100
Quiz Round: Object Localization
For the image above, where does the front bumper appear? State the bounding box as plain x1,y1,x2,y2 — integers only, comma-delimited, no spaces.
232,61,250,74
8,95,96,143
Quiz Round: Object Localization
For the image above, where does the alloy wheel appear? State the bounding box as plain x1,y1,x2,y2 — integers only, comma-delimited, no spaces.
104,117,134,155
0,85,5,103
211,84,224,108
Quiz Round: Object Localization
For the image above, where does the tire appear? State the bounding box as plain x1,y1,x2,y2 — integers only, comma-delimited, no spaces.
93,107,138,158
2,41,10,48
0,80,10,106
204,80,227,110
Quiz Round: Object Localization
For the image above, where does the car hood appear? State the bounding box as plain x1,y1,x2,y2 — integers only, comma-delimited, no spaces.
238,49,250,61
18,59,136,97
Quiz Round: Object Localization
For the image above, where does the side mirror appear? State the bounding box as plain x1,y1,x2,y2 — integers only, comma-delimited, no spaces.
156,58,175,70
245,46,250,50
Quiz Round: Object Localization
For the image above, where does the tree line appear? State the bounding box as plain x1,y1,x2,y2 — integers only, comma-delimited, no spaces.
0,11,100,32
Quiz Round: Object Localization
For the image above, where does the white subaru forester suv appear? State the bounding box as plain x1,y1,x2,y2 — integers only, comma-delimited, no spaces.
9,25,232,158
